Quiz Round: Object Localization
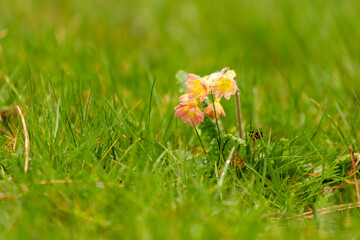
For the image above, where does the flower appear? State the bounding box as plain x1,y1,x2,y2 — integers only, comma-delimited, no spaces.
209,69,238,100
185,74,209,103
178,93,190,103
203,72,222,84
174,101,204,126
223,69,236,79
203,99,226,120
174,68,238,126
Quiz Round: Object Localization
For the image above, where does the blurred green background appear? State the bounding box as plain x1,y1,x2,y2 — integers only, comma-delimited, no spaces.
1,0,360,140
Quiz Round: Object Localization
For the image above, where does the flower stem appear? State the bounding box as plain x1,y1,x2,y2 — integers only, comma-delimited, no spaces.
210,94,222,146
210,93,223,167
235,89,243,139
192,121,207,160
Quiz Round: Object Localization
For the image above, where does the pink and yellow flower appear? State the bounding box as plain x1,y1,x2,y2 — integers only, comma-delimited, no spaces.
185,74,209,103
174,101,204,126
209,70,238,100
178,93,190,103
203,72,222,84
203,99,226,120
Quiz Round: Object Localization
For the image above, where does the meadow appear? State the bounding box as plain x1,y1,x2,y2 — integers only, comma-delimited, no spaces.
1,0,360,239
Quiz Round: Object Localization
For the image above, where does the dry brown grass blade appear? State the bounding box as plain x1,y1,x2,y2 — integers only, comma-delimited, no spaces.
346,152,360,177
349,146,360,202
37,179,125,188
262,202,360,220
39,179,73,185
0,194,23,200
301,202,360,219
234,89,243,139
16,105,30,173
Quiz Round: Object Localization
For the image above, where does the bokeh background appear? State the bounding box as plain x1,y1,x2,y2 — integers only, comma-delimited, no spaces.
1,0,360,142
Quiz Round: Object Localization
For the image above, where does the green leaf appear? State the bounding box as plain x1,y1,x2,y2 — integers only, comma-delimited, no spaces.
334,153,359,165
199,116,217,143
175,70,188,94
208,134,247,164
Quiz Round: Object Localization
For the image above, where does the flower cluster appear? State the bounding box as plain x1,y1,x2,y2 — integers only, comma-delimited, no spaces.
174,67,238,126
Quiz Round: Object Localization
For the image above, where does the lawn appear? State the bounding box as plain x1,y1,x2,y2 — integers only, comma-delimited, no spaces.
1,0,360,239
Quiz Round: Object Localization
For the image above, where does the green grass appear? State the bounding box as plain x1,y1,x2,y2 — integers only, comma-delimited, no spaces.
1,0,360,239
